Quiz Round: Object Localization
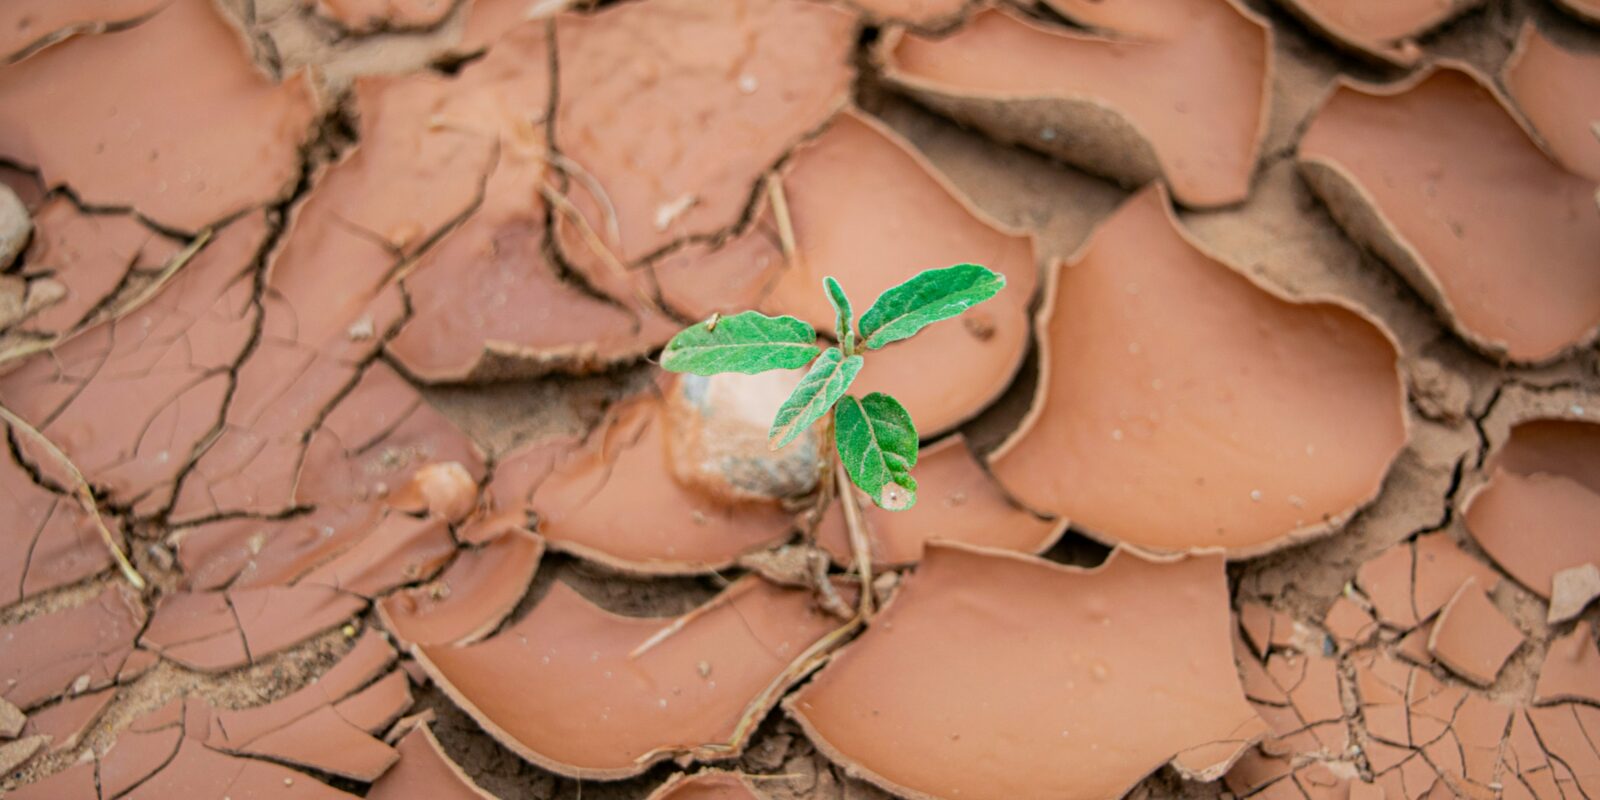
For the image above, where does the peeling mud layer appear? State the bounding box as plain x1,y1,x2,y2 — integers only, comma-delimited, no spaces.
1,0,1599,799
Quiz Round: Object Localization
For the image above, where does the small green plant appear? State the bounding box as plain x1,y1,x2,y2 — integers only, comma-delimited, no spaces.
660,264,1005,512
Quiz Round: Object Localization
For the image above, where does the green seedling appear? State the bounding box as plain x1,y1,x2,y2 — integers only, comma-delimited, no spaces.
661,264,1005,613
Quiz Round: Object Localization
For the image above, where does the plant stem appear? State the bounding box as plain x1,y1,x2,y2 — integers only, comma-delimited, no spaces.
835,460,875,618
0,405,146,591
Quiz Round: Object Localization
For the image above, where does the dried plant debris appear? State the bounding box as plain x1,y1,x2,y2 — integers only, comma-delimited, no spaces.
752,110,1038,436
1503,23,1600,182
551,0,855,267
0,0,316,232
1535,620,1600,706
1463,418,1600,599
0,0,167,63
139,585,364,671
988,186,1405,558
498,388,796,573
369,722,498,800
311,0,459,33
0,446,123,606
0,584,144,709
648,770,765,800
814,433,1063,566
203,630,410,781
878,1,1270,208
414,575,853,779
1426,578,1523,687
788,543,1266,800
1268,0,1480,65
378,526,544,648
0,213,267,518
1299,64,1600,363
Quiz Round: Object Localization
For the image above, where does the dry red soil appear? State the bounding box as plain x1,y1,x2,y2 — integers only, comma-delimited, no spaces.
0,0,1597,798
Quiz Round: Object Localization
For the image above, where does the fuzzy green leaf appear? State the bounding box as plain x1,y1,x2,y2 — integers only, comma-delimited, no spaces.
857,264,1005,350
768,347,862,449
834,392,918,510
661,311,820,375
824,276,855,352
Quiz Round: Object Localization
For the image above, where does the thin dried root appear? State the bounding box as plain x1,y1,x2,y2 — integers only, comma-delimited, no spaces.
539,183,666,318
765,173,802,272
835,461,875,619
0,404,146,591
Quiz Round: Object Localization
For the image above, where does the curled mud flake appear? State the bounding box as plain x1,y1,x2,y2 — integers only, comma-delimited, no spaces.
1503,23,1600,181
0,213,268,518
879,1,1270,208
205,632,407,781
369,723,497,800
415,575,852,779
141,586,364,672
1267,0,1478,65
648,770,765,800
1464,419,1600,599
0,584,144,709
517,390,795,574
0,0,167,62
1549,563,1600,624
298,514,456,598
0,0,316,232
21,686,113,753
1535,620,1600,706
388,462,480,523
551,0,855,266
815,434,1063,566
756,111,1037,436
989,186,1405,557
0,449,117,606
1298,65,1600,363
312,0,458,33
654,216,788,322
666,371,822,505
788,544,1266,800
378,528,543,648
1426,578,1522,687
7,197,179,337
1554,0,1600,25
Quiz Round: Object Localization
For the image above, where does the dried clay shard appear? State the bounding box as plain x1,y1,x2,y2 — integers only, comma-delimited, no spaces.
753,111,1038,436
815,434,1063,566
848,0,966,26
385,18,677,382
1355,531,1499,630
0,0,316,232
0,0,167,62
552,0,855,266
369,724,497,800
1464,418,1600,599
206,631,407,781
878,1,1270,208
988,186,1405,558
1549,563,1600,624
1555,0,1600,24
0,213,267,518
648,771,765,800
1535,620,1600,705
0,584,145,708
415,576,852,779
1298,65,1600,363
510,390,795,573
140,586,365,672
1503,23,1600,181
378,527,544,648
788,543,1266,800
1267,0,1480,65
312,0,457,32
23,687,114,752
1427,578,1523,687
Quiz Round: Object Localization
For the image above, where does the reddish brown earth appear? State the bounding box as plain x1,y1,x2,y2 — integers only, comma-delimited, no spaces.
0,1,1597,799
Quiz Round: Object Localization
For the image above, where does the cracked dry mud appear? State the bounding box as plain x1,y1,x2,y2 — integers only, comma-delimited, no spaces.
0,0,1597,799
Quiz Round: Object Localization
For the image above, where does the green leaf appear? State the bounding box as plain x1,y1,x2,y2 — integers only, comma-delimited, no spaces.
834,392,918,510
857,264,1005,350
768,347,862,450
824,276,855,353
660,311,820,375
